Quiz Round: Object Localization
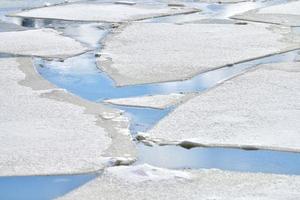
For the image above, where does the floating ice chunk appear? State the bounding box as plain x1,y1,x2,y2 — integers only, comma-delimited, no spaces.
106,164,191,183
98,23,300,86
147,62,300,152
104,93,195,109
0,29,88,59
232,1,300,26
9,3,199,23
0,57,136,176
58,167,300,200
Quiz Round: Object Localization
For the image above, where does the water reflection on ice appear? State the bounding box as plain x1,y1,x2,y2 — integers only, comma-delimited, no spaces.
137,144,300,175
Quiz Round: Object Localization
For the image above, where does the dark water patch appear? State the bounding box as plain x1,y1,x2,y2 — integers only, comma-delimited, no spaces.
0,173,96,200
137,144,300,175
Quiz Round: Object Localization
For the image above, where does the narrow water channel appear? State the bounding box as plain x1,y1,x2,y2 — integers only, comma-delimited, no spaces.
35,49,300,102
137,144,300,175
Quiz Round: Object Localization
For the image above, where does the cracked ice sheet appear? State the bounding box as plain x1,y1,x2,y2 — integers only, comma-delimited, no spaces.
58,164,300,200
144,62,300,152
98,23,300,86
0,57,136,176
104,93,195,109
8,3,199,23
0,29,88,59
232,1,300,27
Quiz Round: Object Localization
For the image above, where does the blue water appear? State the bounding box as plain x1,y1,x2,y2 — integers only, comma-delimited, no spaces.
111,105,173,134
35,50,300,102
1,1,299,199
0,174,96,200
137,144,300,175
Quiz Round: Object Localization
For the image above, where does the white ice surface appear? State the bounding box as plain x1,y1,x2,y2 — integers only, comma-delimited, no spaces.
59,164,300,200
0,29,88,58
232,1,300,26
258,1,300,15
146,62,300,152
9,3,198,23
104,93,194,109
0,57,135,176
98,23,300,86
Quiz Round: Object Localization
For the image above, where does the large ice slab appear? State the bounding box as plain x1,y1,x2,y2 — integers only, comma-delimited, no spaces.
0,57,136,176
0,29,88,58
98,23,300,86
104,93,195,109
232,1,300,27
8,3,198,23
144,62,300,152
0,0,79,9
59,164,300,200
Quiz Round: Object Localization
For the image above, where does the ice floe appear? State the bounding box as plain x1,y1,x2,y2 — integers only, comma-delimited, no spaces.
232,1,300,27
98,23,300,86
144,62,300,152
0,29,88,58
104,93,195,109
8,3,199,23
0,57,136,176
58,164,300,200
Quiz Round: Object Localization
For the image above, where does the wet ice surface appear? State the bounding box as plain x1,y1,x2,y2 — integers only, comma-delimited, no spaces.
0,174,96,200
137,144,300,175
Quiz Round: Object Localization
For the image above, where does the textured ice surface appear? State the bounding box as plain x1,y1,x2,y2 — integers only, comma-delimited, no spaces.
58,164,300,200
9,3,198,23
98,23,300,86
0,57,136,176
146,62,300,152
105,164,190,183
232,1,300,26
0,29,87,58
0,0,78,9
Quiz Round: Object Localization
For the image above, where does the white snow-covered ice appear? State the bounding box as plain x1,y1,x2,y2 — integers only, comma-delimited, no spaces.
144,62,300,152
0,29,88,58
98,23,300,86
58,164,300,200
